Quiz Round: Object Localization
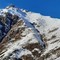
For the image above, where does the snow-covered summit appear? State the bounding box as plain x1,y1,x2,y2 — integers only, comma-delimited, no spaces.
0,6,60,60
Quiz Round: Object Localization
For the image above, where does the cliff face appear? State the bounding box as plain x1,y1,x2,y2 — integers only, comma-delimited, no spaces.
0,9,19,41
0,6,60,60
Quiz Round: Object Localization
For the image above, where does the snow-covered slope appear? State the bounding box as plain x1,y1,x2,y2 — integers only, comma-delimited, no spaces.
0,5,60,60
25,12,60,60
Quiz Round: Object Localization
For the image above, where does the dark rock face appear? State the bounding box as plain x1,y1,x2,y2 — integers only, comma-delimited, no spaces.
0,12,19,42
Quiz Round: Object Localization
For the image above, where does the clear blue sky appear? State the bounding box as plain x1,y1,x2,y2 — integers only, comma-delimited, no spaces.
0,0,60,18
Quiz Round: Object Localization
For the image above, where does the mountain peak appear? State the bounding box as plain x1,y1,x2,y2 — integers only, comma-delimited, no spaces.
6,4,15,9
0,6,60,60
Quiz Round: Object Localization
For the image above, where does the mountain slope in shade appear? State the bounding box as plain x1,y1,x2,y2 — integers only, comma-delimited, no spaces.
0,5,60,60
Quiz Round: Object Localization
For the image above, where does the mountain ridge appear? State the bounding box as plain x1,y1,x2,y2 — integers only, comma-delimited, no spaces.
0,6,60,60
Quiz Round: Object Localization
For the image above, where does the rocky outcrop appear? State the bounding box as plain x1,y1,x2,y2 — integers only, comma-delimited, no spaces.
0,11,19,41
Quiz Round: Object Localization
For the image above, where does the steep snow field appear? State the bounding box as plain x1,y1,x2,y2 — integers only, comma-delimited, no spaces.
0,6,60,60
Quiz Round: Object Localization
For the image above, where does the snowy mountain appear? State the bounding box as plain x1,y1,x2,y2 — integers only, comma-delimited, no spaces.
0,5,60,60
